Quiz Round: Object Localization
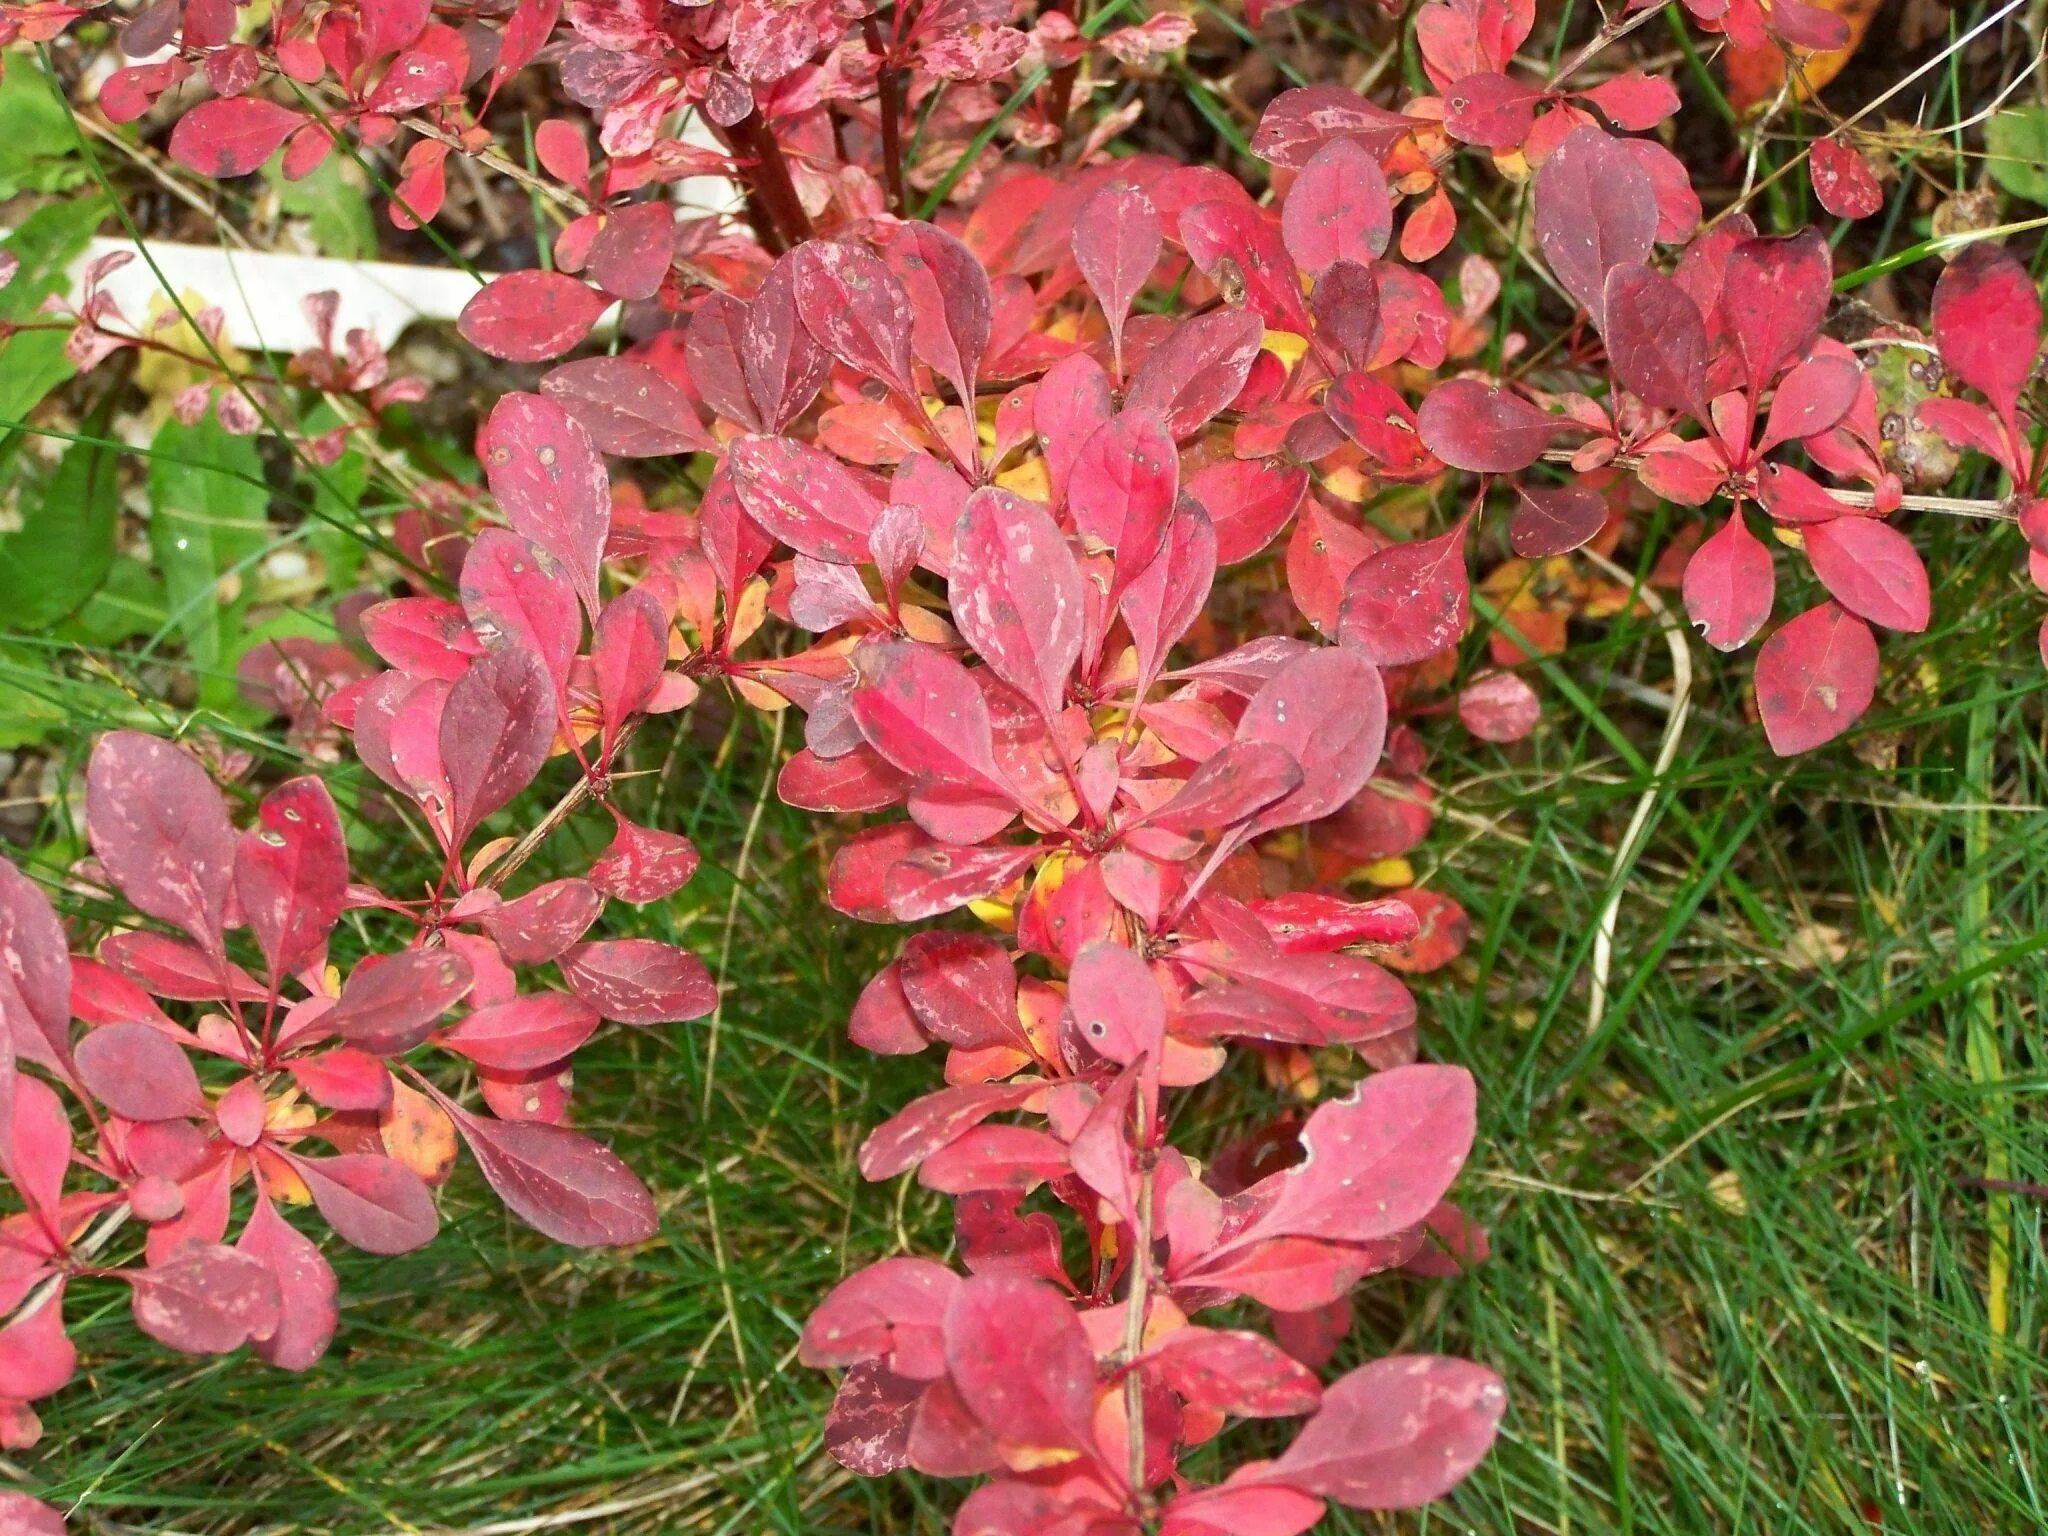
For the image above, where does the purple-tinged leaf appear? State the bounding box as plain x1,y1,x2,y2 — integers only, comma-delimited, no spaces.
87,731,234,953
76,1023,208,1121
561,939,715,1023
886,221,991,413
1337,520,1471,666
1127,309,1266,439
441,644,557,843
1270,1354,1505,1508
1072,182,1161,376
1282,138,1394,274
445,1105,657,1246
791,239,919,399
288,1152,440,1254
326,950,475,1054
129,1242,282,1354
541,356,713,457
730,435,884,564
239,1192,338,1371
1417,380,1561,473
234,776,347,981
1533,127,1656,325
1602,263,1707,412
949,487,1085,721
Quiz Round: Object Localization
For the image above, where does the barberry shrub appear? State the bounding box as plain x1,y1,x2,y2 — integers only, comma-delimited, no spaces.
2,0,2041,1526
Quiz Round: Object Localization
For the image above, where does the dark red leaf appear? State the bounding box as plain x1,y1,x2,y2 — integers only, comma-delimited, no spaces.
1719,232,1833,393
326,950,475,1054
460,529,582,700
885,221,991,412
1510,483,1606,557
739,254,831,432
1809,137,1884,220
1417,379,1562,472
0,861,75,1073
944,1274,1096,1451
1122,500,1218,689
1441,71,1543,148
441,644,557,842
480,879,604,965
589,818,700,905
1602,263,1707,412
1235,647,1388,832
1069,411,1177,598
1126,309,1267,439
1533,127,1656,324
541,356,711,458
584,201,673,301
897,931,1020,1051
1188,457,1308,566
791,240,919,399
1308,259,1382,371
1251,84,1413,168
560,939,716,1023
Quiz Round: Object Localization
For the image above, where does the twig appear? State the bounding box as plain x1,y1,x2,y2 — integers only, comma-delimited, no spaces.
1120,1089,1156,1512
1536,450,2019,521
482,720,641,894
1580,549,1692,1037
1549,1,1670,90
1,1207,132,1332
862,16,909,216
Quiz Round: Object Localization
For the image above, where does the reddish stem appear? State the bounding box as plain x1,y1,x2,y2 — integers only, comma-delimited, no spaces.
729,107,816,251
862,15,909,217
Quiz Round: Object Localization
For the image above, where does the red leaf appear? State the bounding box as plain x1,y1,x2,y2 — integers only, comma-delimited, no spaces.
1931,243,2043,427
1681,513,1775,651
99,932,264,1004
801,1255,960,1373
687,293,762,431
1337,519,1471,666
0,1495,66,1536
1242,1063,1475,1243
949,487,1085,722
1122,500,1218,689
481,392,613,623
458,271,609,363
921,1126,1070,1195
1441,71,1543,149
1143,1326,1322,1417
859,1083,1041,1182
1234,647,1388,832
360,595,482,680
0,860,75,1073
1066,941,1166,1065
590,589,668,758
881,842,1043,922
76,1023,207,1121
1251,85,1413,168
480,879,604,965
460,530,581,703
1270,1354,1506,1508
1458,671,1541,742
1188,457,1307,566
1753,601,1879,755
0,1288,77,1402
1510,483,1607,557
326,950,475,1054
1308,259,1382,371
791,239,919,399
1809,137,1884,220
1282,137,1394,275
738,254,831,432
1719,232,1832,393
444,1105,657,1246
1533,127,1656,323
234,777,347,981
541,356,710,457
1069,411,1177,598
885,221,991,413
898,931,1020,1051
288,1152,439,1254
1577,71,1680,130
822,1360,921,1475
1126,309,1267,439
1417,379,1561,472
943,1274,1096,1451
560,939,715,1023
286,1047,392,1112
729,435,884,563
129,1242,282,1354
440,993,600,1070
1180,197,1312,333
1602,262,1707,412
167,97,306,177
238,1192,338,1371
1072,182,1161,376
1802,517,1928,633
1160,1482,1325,1536
441,644,557,842
3,1075,71,1221
1756,355,1861,454
848,642,1012,814
584,202,673,301
589,818,700,905
87,731,234,953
